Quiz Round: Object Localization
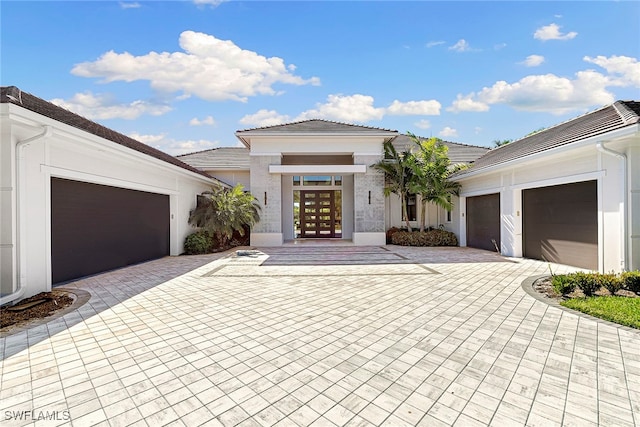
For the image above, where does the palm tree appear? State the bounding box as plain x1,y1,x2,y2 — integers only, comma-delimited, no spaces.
372,140,416,231
188,184,261,246
406,133,467,232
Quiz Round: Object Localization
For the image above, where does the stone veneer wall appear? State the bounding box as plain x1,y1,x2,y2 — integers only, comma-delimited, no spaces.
250,155,282,234
353,154,385,233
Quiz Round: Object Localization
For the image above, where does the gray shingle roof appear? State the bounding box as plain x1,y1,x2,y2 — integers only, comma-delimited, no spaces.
457,100,640,176
1,86,213,180
392,134,490,164
236,119,398,135
177,147,250,170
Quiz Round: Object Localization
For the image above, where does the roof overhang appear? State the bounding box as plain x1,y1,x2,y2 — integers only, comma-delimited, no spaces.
455,124,640,181
236,133,398,149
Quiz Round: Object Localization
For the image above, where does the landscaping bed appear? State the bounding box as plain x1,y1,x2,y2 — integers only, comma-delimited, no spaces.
534,272,640,329
1,291,74,329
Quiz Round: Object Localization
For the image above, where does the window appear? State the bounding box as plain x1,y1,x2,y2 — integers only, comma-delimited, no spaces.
294,176,342,187
303,175,332,186
405,194,417,222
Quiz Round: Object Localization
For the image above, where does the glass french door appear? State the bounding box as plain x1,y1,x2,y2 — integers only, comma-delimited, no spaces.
299,190,341,238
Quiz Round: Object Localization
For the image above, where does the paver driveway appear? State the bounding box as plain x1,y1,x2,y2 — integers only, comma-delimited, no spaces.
1,246,639,427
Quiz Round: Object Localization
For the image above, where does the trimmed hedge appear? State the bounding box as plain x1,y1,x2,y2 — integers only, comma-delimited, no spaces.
622,271,640,295
184,225,250,255
391,230,458,247
551,274,576,296
184,230,215,255
550,270,640,297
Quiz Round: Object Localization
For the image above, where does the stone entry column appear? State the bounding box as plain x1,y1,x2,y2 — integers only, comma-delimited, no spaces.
250,154,282,246
353,154,385,245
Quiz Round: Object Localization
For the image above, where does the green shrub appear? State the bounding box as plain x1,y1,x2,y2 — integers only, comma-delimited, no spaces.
391,230,458,247
552,274,576,296
571,271,601,297
184,231,214,255
621,271,640,295
597,273,623,295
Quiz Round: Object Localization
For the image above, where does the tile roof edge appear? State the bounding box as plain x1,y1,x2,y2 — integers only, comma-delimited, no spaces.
2,86,218,182
235,118,398,133
397,133,490,150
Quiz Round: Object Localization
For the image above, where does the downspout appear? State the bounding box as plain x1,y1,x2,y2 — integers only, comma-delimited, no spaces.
1,125,53,306
596,141,628,271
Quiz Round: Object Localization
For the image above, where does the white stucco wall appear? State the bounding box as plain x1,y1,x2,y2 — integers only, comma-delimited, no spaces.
385,194,458,234
455,132,638,272
1,104,215,301
205,170,250,191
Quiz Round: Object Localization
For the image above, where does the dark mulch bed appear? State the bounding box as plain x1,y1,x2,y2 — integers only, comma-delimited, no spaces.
1,291,74,329
533,276,638,300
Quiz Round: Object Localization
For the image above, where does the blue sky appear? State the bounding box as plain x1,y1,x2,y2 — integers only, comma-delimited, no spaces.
2,1,639,154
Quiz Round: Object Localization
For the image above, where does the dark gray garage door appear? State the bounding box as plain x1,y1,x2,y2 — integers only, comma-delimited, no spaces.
51,178,170,284
523,180,597,270
466,193,500,252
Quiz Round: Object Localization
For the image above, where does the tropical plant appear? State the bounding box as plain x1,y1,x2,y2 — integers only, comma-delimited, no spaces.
406,133,467,232
188,184,261,247
493,139,512,147
372,140,416,231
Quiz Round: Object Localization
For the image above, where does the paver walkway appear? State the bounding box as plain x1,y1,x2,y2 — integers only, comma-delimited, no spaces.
1,246,638,427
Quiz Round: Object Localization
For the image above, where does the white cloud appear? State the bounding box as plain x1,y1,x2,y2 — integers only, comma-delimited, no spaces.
50,92,171,120
474,127,483,135
414,119,431,130
494,43,507,51
129,131,219,155
446,54,640,115
534,23,577,41
72,30,321,102
449,39,472,52
386,100,441,116
439,127,458,137
583,55,640,87
447,95,490,113
189,116,216,126
239,109,291,128
521,54,545,67
128,132,166,145
464,72,612,115
241,95,443,127
295,94,385,122
193,0,227,7
119,2,140,9
426,41,445,48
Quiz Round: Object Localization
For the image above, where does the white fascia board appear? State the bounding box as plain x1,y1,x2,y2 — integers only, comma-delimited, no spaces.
269,165,367,174
456,124,640,182
238,132,396,138
236,132,397,149
6,105,221,186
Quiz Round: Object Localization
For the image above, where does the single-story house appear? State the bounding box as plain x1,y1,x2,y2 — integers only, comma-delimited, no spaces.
1,86,225,304
179,103,639,273
2,86,638,303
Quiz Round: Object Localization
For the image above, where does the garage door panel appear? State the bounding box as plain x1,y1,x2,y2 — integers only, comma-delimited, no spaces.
466,193,500,252
523,181,597,270
51,178,170,283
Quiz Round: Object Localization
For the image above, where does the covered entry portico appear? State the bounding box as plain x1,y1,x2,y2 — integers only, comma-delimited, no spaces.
235,120,398,246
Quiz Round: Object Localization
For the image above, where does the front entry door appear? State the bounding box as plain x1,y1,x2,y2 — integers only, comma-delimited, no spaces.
300,190,336,238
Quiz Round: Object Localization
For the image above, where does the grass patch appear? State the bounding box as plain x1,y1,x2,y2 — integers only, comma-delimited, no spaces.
561,296,640,329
